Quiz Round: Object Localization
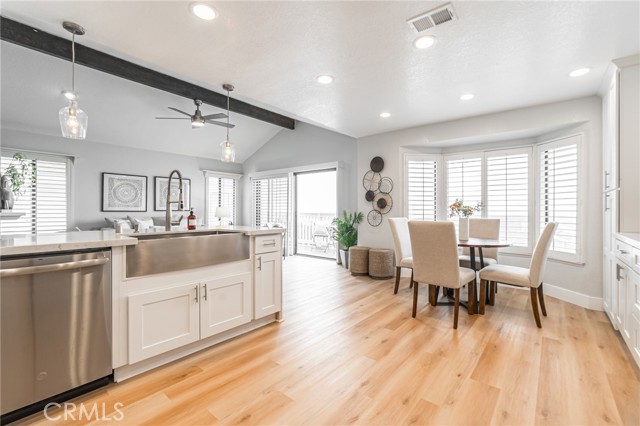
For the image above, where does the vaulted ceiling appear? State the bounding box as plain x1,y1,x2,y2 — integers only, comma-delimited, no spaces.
1,1,638,161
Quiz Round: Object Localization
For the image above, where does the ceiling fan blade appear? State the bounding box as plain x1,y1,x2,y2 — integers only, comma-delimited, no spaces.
205,120,236,129
167,107,193,117
201,113,227,120
156,117,190,120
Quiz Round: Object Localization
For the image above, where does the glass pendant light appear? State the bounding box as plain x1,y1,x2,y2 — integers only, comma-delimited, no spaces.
59,21,88,139
220,83,236,162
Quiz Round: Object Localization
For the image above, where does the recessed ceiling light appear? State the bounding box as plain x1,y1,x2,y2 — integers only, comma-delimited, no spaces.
379,112,391,118
413,35,437,50
190,3,217,20
569,67,590,77
460,93,474,101
317,75,334,84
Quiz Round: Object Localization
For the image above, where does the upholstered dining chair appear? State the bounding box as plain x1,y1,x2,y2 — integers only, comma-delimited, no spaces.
458,218,501,270
389,217,413,294
408,221,477,329
478,222,558,328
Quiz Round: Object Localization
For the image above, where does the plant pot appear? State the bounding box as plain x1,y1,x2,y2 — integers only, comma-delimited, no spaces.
339,249,349,269
0,175,14,210
335,247,342,265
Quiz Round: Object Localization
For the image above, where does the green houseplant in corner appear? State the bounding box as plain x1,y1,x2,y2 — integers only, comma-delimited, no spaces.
332,210,364,268
1,152,36,210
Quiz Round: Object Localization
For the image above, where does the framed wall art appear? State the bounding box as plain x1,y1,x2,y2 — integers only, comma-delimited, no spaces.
154,176,191,211
101,172,147,212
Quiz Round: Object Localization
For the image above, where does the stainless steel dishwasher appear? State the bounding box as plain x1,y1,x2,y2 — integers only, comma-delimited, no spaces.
1,249,112,423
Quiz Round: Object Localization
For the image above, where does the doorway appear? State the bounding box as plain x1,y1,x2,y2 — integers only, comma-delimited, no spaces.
295,169,337,259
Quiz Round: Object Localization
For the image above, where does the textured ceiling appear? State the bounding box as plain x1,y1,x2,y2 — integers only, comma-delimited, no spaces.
1,1,639,160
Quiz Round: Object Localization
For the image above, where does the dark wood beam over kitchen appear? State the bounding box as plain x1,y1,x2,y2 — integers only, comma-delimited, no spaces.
0,16,296,130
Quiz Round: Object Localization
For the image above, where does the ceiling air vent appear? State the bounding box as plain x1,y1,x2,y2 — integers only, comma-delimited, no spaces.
407,3,457,33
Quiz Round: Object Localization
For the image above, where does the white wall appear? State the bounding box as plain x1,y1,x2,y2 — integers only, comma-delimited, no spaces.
241,121,358,226
1,127,242,230
357,96,603,304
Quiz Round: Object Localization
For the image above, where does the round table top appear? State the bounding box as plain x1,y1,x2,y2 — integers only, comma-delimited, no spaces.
457,237,510,248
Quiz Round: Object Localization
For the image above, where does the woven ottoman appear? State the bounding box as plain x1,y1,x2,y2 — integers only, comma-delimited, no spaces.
349,246,370,276
369,248,394,280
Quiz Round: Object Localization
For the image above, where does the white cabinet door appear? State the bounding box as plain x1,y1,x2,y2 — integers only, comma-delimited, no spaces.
616,262,629,340
627,269,640,366
129,283,200,364
254,251,282,319
200,273,252,339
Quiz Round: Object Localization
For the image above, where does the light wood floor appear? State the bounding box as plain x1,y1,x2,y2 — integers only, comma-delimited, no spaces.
22,256,640,425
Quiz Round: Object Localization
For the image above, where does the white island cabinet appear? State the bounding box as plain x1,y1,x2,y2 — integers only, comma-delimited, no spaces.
115,226,285,381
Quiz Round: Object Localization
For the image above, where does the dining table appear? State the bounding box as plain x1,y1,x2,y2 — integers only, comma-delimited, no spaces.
435,237,510,314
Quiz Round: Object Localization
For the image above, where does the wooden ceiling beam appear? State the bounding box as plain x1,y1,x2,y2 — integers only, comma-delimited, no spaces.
0,16,296,130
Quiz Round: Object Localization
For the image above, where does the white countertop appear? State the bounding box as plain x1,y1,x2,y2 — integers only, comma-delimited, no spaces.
120,225,286,237
618,232,640,248
1,230,138,256
0,226,286,256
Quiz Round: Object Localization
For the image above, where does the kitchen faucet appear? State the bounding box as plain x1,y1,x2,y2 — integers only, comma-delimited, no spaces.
165,169,184,231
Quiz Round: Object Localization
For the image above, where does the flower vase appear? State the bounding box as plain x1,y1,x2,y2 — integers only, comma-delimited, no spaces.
459,217,469,241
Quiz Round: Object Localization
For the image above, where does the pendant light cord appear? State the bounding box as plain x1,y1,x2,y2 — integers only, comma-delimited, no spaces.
71,33,76,93
225,89,230,141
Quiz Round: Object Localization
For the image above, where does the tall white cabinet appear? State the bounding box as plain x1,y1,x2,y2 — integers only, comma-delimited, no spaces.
602,55,640,369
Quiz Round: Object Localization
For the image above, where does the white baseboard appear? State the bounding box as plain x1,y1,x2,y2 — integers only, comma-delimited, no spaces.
537,282,603,311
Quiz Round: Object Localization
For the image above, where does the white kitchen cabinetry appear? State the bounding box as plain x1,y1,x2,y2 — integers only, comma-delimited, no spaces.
200,272,252,339
128,282,200,364
601,55,639,369
254,235,283,319
129,272,252,364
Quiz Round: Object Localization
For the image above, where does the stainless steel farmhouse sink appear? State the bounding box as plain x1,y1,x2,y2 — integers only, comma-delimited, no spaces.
126,231,250,278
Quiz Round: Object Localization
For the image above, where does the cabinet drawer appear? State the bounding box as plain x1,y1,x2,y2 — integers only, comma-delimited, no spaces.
615,239,635,267
255,235,282,254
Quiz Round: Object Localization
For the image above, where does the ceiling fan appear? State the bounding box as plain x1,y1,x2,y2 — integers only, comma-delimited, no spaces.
156,99,235,129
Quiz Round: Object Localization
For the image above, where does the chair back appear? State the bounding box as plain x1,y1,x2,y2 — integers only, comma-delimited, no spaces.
389,217,412,264
408,221,461,289
462,218,501,260
529,222,558,287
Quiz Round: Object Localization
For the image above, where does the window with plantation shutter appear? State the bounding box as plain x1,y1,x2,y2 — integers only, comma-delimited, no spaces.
205,172,238,225
446,155,482,227
1,154,69,235
538,135,580,261
406,157,438,220
486,149,531,250
253,176,289,228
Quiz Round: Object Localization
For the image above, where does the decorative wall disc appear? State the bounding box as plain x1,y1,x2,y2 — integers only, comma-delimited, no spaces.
379,177,394,194
373,192,393,214
365,190,376,202
367,209,383,227
370,156,384,173
362,170,381,191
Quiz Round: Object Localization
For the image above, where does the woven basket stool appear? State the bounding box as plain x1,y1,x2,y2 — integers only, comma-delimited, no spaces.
369,248,394,280
349,246,370,276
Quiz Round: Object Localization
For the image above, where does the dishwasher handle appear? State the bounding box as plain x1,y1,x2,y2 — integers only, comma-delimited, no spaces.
0,257,110,278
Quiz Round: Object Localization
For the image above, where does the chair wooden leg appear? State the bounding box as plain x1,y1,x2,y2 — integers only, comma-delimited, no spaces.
394,267,401,294
538,282,547,317
433,285,440,306
453,288,460,329
412,280,419,318
489,281,496,306
409,270,414,289
467,280,475,315
479,279,486,315
530,287,542,328
428,284,435,306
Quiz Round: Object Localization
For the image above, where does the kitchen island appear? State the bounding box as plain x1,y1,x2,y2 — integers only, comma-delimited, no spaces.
0,226,286,382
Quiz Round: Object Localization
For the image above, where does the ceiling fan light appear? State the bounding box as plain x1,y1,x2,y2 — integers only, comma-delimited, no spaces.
59,100,88,139
191,118,205,128
220,140,235,163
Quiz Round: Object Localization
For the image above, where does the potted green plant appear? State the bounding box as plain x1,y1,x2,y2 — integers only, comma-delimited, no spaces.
332,210,364,268
1,152,36,210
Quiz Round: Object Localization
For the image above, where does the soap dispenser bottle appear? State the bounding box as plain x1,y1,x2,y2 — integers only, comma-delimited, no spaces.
187,208,196,230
